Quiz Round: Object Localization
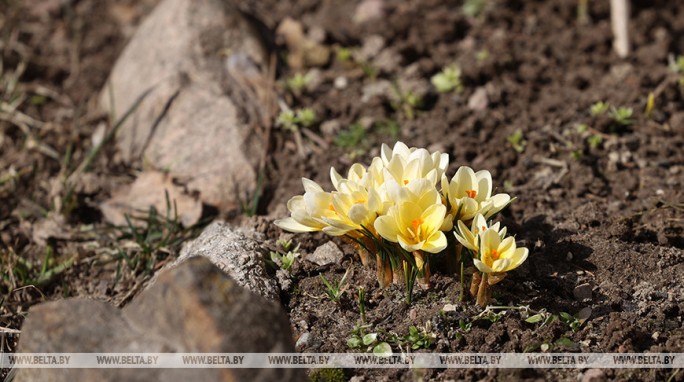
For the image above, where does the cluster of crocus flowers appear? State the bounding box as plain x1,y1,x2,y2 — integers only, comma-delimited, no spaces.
275,142,528,306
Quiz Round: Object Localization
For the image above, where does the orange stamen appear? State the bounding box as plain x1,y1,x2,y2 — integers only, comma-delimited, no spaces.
403,179,409,185
328,204,336,212
491,249,499,260
411,218,423,231
466,189,477,198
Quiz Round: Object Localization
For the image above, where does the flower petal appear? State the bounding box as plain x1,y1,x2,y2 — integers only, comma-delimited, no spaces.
473,259,494,274
422,231,447,253
475,170,492,201
274,217,318,233
374,215,399,243
302,178,323,193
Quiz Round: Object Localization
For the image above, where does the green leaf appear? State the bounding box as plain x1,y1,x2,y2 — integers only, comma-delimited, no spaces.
362,333,377,346
555,337,577,349
372,342,392,356
347,337,362,349
525,314,544,323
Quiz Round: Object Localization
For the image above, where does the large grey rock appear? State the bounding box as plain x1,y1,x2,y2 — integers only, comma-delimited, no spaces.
170,221,279,300
100,0,271,210
16,258,304,382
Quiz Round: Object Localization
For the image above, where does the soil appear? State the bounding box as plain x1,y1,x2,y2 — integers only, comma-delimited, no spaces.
1,0,683,381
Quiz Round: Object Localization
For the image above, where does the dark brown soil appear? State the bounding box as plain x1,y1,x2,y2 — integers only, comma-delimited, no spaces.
1,0,683,381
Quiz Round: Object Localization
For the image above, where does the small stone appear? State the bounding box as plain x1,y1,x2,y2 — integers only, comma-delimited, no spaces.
276,269,292,291
581,369,606,382
354,0,384,23
467,87,489,111
306,241,344,266
334,76,348,89
320,119,341,136
358,35,385,61
361,80,392,103
442,304,457,312
573,283,593,301
409,309,417,320
295,332,311,351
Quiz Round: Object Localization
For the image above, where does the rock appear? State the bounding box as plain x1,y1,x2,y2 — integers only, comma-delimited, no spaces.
295,332,311,351
276,269,293,291
358,35,385,62
573,283,593,301
354,0,385,23
168,221,279,300
306,241,344,266
16,258,304,382
320,119,342,137
100,0,269,210
100,171,202,227
361,80,392,103
442,304,457,312
581,369,606,382
32,212,71,246
467,87,489,111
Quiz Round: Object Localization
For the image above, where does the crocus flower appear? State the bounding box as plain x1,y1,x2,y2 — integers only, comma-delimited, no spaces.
473,229,528,275
454,213,507,253
374,180,447,254
442,166,511,222
274,178,337,233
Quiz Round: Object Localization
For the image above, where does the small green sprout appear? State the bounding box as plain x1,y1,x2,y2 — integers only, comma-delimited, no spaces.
296,108,316,127
285,72,312,95
276,110,298,132
270,245,300,271
334,122,366,149
609,106,634,126
404,322,437,350
590,101,610,116
559,311,582,332
575,123,589,134
645,92,655,119
276,238,295,252
668,55,684,74
336,47,353,62
463,0,487,18
320,269,349,304
570,149,583,161
390,84,423,119
476,49,490,62
347,322,392,355
507,128,527,153
458,319,473,333
587,134,603,149
431,64,464,93
276,108,317,132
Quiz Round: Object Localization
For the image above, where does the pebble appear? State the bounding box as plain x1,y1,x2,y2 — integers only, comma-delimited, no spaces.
581,369,606,382
306,241,344,266
295,332,311,351
573,283,593,301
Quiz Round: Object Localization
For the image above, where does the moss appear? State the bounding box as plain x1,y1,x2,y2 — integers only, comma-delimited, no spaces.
309,368,347,382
